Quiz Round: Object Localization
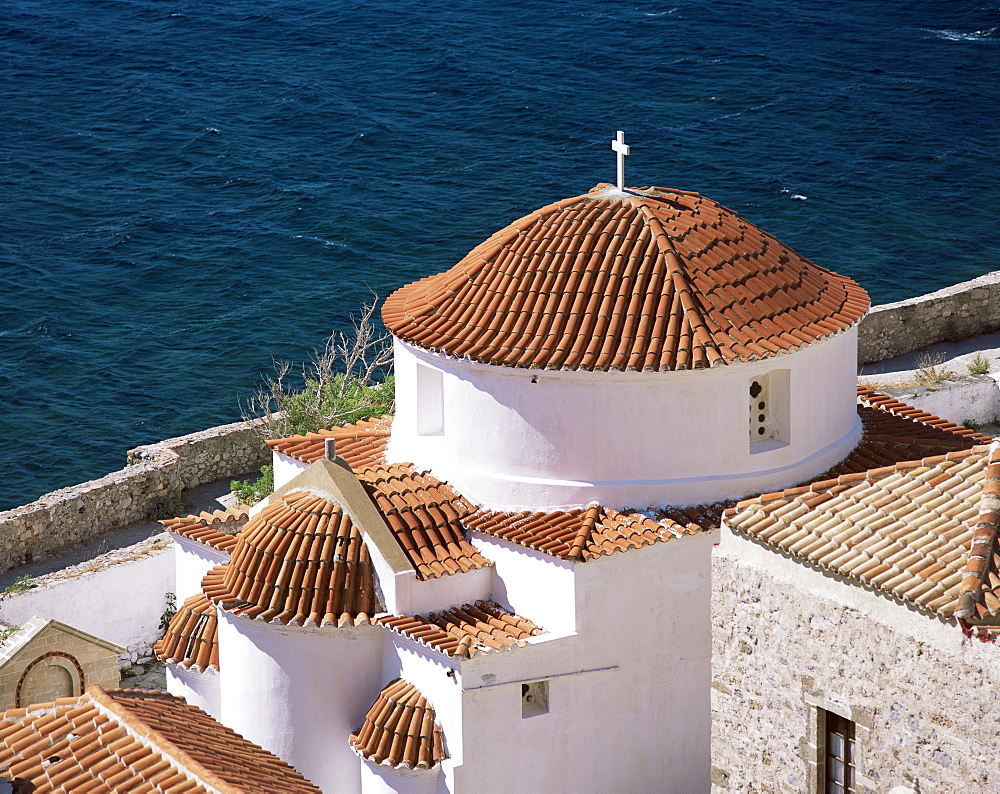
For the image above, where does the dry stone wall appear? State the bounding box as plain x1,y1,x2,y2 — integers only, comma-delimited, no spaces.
712,553,1000,793
0,419,269,575
858,270,1000,364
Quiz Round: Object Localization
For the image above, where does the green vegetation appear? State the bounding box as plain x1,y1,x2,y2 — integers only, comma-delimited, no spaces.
233,299,394,506
967,352,991,376
159,592,177,635
231,465,274,507
915,352,957,388
0,575,32,601
0,625,20,644
963,419,982,432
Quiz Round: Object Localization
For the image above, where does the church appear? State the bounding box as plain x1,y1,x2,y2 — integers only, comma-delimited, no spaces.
3,138,996,792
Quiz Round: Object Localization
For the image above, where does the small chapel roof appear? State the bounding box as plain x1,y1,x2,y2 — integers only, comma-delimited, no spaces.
350,679,446,771
202,490,379,627
383,184,869,372
0,686,320,792
726,443,1000,628
161,506,248,554
155,593,220,672
266,415,391,468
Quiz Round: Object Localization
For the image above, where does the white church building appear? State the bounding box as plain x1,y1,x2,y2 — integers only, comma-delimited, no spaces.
150,160,990,793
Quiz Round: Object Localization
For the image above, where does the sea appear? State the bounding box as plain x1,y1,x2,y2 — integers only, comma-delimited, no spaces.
1,0,998,511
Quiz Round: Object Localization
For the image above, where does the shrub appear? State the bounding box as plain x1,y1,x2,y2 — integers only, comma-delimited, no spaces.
242,298,394,440
968,352,990,376
230,465,274,507
915,353,956,387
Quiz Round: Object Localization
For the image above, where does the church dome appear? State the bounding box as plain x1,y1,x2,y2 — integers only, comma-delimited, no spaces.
383,184,869,372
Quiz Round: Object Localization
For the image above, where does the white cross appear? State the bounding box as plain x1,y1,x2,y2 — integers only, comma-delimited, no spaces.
611,130,630,190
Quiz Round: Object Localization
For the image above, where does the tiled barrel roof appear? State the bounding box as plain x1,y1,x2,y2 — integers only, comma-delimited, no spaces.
350,679,446,771
378,600,543,658
383,184,869,372
358,463,490,579
267,416,391,468
726,445,1000,622
154,594,220,672
161,507,249,554
0,686,320,792
202,490,379,627
465,503,704,561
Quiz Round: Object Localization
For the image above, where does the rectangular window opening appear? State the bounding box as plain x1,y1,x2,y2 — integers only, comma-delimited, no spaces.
521,680,549,718
823,710,856,794
416,363,444,436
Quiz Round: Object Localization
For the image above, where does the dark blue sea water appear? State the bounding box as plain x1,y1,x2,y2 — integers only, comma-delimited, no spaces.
1,1,998,511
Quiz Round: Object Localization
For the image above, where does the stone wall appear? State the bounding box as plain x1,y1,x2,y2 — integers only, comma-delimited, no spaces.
0,419,269,575
712,537,1000,793
858,270,1000,364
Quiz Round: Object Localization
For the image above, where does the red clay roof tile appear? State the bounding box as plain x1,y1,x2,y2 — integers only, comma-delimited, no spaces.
350,679,446,771
0,686,319,792
377,601,543,658
266,416,391,469
161,507,249,554
385,185,868,372
154,594,220,672
202,490,379,628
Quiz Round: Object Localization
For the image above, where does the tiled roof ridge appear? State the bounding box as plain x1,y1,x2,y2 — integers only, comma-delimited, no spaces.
154,593,220,672
349,678,446,771
857,386,992,442
384,184,869,372
88,685,243,794
728,445,986,514
377,600,543,659
956,442,1000,620
162,508,247,554
266,415,392,468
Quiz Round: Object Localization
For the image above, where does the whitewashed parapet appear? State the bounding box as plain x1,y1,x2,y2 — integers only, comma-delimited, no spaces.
859,270,1000,364
0,418,269,574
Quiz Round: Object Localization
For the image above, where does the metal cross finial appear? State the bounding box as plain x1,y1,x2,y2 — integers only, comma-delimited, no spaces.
611,130,630,190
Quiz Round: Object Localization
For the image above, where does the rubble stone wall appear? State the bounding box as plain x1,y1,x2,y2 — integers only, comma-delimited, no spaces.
711,542,1000,794
0,419,268,575
858,270,1000,364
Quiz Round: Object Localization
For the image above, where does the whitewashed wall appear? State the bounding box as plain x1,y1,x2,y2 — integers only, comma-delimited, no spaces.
0,546,173,655
217,615,383,793
166,664,221,721
388,332,861,512
172,536,229,601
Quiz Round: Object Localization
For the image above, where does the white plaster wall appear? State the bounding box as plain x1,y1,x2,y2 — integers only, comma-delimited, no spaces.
453,534,715,793
469,532,576,636
387,332,861,511
217,613,383,793
273,450,308,491
879,375,1000,428
360,763,443,794
392,565,492,618
0,548,173,652
172,536,229,601
166,665,220,721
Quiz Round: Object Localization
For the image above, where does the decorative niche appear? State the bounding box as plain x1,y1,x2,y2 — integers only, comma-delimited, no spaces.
749,369,790,453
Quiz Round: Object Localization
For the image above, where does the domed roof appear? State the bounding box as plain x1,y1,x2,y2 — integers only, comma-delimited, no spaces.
382,184,869,372
202,490,378,627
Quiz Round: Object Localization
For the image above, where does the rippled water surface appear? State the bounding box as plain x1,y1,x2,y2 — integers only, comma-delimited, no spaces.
1,0,998,509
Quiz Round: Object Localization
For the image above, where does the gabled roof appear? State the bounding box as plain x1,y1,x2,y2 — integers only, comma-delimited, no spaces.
0,686,319,792
202,490,379,627
378,600,543,658
465,502,705,561
726,444,1000,624
350,679,446,771
266,416,391,469
161,507,249,555
358,463,490,579
383,184,869,372
0,617,124,668
154,594,220,672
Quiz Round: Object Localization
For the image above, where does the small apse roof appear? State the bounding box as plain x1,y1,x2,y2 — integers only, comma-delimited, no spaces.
383,184,869,372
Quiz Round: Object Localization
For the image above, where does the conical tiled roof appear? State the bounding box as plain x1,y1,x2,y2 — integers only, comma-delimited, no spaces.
202,490,379,627
350,679,446,770
383,184,869,371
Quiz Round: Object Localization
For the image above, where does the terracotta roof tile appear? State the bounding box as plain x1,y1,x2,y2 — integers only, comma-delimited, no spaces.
358,463,490,580
161,507,249,554
267,416,391,468
728,444,1000,622
154,594,220,672
377,600,543,658
202,490,379,627
0,686,319,792
465,502,708,561
350,679,446,770
384,185,868,372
